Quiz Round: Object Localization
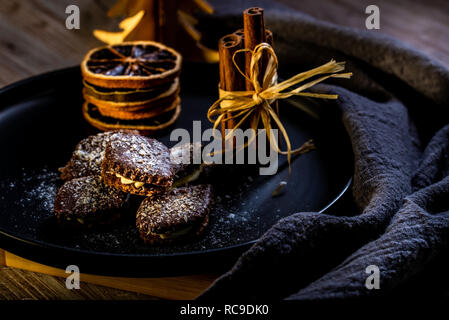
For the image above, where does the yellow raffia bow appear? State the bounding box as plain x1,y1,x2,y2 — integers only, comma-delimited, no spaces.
207,42,352,166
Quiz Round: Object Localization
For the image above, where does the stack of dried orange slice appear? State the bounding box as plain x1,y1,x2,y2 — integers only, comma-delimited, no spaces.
81,41,182,134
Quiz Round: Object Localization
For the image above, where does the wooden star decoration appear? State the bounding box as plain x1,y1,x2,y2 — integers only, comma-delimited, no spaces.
93,0,218,63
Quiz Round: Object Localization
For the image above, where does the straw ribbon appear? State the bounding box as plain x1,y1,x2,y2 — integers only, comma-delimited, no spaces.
207,42,352,166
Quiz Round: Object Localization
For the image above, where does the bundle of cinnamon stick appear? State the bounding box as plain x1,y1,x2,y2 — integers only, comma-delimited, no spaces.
218,7,276,149
212,7,351,162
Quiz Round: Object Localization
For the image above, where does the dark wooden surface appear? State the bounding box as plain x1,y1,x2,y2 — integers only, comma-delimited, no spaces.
278,0,449,68
0,0,448,300
0,266,157,300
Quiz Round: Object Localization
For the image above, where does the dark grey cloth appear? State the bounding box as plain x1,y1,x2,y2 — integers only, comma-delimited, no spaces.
198,1,449,300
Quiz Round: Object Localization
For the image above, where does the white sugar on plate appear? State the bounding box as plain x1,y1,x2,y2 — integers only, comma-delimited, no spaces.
6,167,60,213
25,170,59,212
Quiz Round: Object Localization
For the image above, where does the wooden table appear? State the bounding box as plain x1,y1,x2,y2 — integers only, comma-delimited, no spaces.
0,0,448,300
0,249,217,299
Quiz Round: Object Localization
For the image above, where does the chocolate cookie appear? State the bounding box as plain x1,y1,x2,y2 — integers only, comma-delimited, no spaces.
170,142,203,187
136,184,212,244
59,130,138,181
101,132,174,196
54,176,128,227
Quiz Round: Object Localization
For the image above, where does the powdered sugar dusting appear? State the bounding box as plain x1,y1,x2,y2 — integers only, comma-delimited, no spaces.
54,176,127,219
0,167,60,237
0,164,284,255
21,168,59,212
137,184,212,234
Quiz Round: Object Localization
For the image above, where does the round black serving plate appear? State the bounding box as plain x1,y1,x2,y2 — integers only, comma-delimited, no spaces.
0,62,353,277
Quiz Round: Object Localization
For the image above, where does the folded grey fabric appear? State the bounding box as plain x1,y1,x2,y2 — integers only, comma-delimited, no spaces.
198,0,449,300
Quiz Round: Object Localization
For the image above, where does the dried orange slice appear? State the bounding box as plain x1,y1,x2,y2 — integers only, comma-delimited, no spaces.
93,96,180,120
83,79,174,102
96,99,179,120
82,101,181,135
82,78,180,111
81,41,182,89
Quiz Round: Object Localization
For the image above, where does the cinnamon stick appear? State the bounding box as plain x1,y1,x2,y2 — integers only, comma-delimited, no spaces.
265,29,273,47
243,9,279,150
219,34,245,92
218,33,245,149
243,7,266,90
264,29,279,116
233,28,245,38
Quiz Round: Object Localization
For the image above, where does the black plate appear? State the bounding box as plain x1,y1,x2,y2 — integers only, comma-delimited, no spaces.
0,63,352,277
